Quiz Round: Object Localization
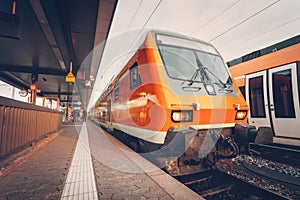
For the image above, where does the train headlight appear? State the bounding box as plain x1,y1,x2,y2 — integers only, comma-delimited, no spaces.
235,110,247,120
171,110,193,122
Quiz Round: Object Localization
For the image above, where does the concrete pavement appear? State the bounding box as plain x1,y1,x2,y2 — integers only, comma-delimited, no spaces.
0,121,203,199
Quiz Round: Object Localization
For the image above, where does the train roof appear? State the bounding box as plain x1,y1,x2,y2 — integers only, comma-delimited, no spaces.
227,34,300,67
96,29,221,102
148,29,210,45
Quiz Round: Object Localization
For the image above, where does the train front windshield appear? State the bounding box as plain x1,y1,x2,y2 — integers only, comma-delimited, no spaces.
156,34,233,89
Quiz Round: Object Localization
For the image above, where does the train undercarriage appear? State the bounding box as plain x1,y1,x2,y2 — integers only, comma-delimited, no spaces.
109,122,273,176
96,120,299,199
136,124,299,199
94,118,275,178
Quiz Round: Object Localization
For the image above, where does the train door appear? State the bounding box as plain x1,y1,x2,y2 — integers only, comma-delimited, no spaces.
246,71,271,128
268,63,300,138
107,96,113,131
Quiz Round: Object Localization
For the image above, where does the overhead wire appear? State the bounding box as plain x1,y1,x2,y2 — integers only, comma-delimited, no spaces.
93,0,161,88
209,0,281,42
246,16,300,42
92,0,163,102
191,0,242,36
127,0,144,30
139,0,162,29
112,0,163,74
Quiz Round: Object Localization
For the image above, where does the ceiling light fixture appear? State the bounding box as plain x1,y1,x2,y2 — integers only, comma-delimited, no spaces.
65,62,75,83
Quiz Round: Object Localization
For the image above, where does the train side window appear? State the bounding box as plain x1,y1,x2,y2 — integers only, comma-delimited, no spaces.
130,62,142,90
114,81,119,102
249,76,266,118
239,86,245,98
297,62,300,106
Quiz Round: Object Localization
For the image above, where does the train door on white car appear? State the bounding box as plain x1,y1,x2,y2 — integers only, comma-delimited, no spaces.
268,63,300,138
246,63,300,139
246,71,271,128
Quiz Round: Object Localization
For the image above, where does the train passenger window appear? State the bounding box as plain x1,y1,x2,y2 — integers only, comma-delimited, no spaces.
272,69,295,118
298,62,300,106
114,81,119,102
130,62,142,90
239,86,245,98
249,76,266,118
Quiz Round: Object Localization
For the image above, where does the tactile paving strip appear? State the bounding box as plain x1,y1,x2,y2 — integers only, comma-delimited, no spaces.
61,124,98,200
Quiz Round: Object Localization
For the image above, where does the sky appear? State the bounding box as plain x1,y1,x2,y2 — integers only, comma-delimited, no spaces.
110,0,300,61
1,0,298,108
0,80,57,109
0,80,28,102
88,0,300,109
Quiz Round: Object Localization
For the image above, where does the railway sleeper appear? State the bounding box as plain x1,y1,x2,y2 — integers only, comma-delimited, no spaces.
183,176,212,185
199,184,234,198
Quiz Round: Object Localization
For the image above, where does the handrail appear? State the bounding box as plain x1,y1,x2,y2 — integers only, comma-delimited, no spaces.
0,96,62,158
0,96,61,113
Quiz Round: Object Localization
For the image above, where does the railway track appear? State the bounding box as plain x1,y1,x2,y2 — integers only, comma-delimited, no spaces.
175,170,289,200
96,123,300,199
166,142,300,199
249,142,300,168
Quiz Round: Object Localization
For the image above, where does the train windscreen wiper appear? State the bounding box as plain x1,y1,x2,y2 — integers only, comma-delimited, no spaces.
183,59,208,86
181,59,209,90
202,67,233,92
181,68,203,91
188,68,201,85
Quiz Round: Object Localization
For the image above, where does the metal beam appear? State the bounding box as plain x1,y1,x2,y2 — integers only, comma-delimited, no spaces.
0,72,30,89
57,0,78,73
59,100,69,103
29,0,67,71
0,65,66,76
60,100,81,103
40,91,78,95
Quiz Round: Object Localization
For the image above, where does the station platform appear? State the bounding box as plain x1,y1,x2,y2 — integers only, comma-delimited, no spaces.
273,137,300,147
0,121,203,200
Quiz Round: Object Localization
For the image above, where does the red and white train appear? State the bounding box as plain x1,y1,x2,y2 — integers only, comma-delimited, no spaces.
90,30,251,170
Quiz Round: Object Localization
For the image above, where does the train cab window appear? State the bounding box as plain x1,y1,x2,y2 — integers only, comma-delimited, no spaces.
114,81,120,102
272,69,295,118
249,76,266,118
130,62,142,90
156,34,233,88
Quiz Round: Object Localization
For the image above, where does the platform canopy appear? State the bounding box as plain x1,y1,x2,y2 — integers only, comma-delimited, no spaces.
0,0,117,108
